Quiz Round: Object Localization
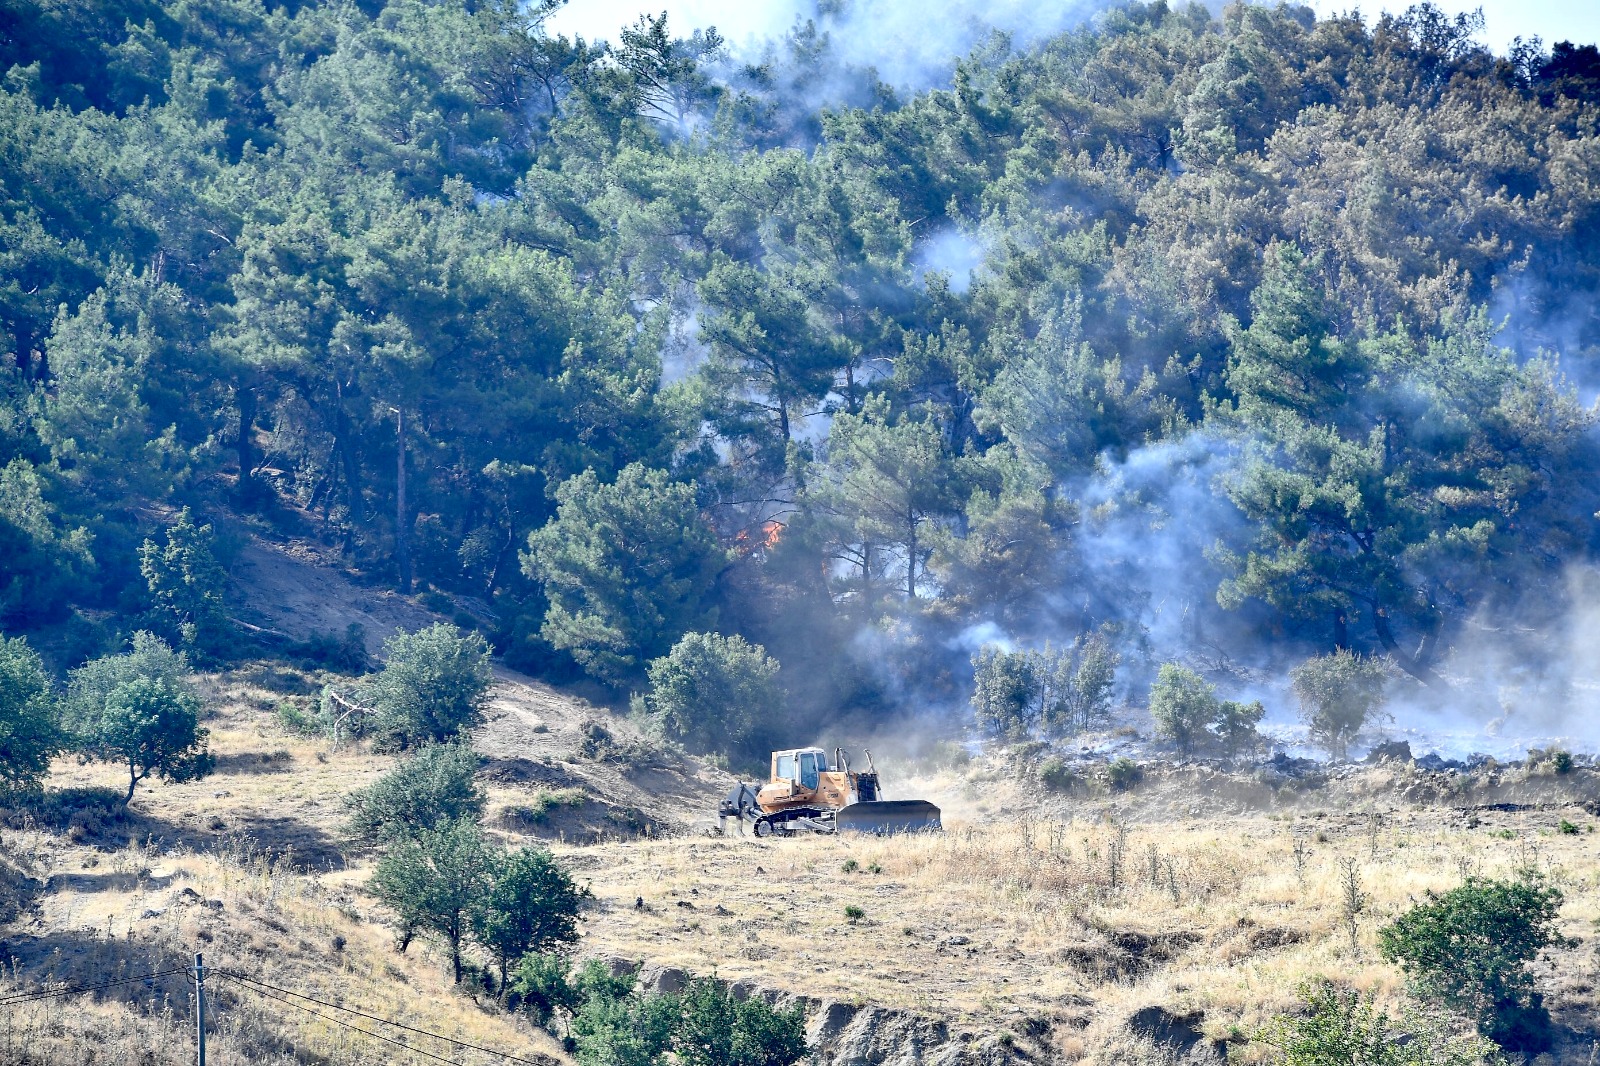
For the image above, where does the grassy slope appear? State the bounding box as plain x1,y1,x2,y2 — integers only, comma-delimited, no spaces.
4,661,1599,1064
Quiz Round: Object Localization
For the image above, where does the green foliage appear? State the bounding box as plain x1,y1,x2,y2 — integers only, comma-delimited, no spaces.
1260,979,1500,1065
843,904,865,923
368,818,494,984
472,846,589,986
971,635,1121,738
671,978,809,1066
1106,756,1141,790
1148,664,1219,754
1291,651,1388,761
524,465,721,688
971,646,1040,736
344,741,485,845
511,952,580,1028
0,635,62,795
2,0,1600,750
1212,699,1266,758
1377,875,1567,1053
62,633,211,804
0,459,92,625
643,632,781,756
1037,756,1076,791
367,624,493,749
138,507,229,659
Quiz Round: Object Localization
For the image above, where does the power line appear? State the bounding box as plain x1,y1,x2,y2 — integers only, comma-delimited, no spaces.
0,967,190,1007
220,971,547,1066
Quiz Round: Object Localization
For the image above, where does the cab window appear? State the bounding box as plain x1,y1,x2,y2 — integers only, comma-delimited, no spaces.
775,754,796,782
799,751,819,790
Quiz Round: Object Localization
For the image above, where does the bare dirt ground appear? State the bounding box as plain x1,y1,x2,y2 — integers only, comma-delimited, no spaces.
227,536,440,657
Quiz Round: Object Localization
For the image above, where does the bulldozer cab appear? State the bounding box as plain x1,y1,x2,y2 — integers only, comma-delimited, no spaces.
773,747,827,790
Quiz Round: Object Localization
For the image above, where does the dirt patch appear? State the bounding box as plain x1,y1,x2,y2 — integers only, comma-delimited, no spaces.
228,538,439,657
1054,930,1203,983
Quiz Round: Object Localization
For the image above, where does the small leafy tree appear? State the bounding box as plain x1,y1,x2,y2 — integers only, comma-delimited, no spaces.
1291,650,1387,761
1148,664,1219,754
1211,699,1266,757
0,635,62,794
511,952,581,1028
473,846,588,988
139,507,230,659
63,634,212,805
1261,979,1500,1065
971,646,1040,735
672,977,809,1066
369,819,494,983
1043,634,1121,734
570,978,676,1066
643,632,781,756
344,741,484,845
367,624,493,749
1378,875,1566,1053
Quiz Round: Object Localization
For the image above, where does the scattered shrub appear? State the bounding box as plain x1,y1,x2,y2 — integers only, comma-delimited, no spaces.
1260,979,1499,1065
1291,651,1387,761
344,741,485,845
472,846,589,987
844,905,865,923
1378,874,1568,1053
841,859,859,873
1107,757,1141,790
643,632,782,757
1148,664,1218,753
0,635,63,796
367,623,493,749
1037,755,1076,791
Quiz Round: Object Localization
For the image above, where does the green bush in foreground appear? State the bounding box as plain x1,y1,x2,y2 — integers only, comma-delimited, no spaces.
1378,875,1566,1054
1261,979,1500,1065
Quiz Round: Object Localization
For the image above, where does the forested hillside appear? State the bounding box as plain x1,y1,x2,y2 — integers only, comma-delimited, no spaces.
3,0,1600,749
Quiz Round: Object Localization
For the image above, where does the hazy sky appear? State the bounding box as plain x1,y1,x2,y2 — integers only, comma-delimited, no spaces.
547,0,1600,57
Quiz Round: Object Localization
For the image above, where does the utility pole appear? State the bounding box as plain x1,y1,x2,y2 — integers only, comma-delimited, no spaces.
194,952,206,1066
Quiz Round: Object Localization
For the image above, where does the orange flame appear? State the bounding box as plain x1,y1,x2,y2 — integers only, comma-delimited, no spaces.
761,520,783,550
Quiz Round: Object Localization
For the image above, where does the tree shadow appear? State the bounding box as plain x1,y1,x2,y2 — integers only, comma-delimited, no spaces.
44,870,175,894
210,751,299,776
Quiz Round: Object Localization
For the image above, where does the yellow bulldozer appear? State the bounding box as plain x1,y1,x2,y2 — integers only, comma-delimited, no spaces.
718,746,941,836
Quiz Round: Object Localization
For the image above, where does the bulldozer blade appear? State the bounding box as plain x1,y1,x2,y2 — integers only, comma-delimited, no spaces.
835,799,942,835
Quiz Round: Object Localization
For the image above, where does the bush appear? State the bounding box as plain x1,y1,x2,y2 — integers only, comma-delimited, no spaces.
344,741,484,845
970,646,1040,735
61,634,212,805
971,635,1122,737
1290,650,1387,761
473,846,589,987
1148,664,1217,753
1211,699,1266,757
1037,755,1076,791
1261,979,1500,1065
510,952,580,1027
1107,756,1141,790
672,977,809,1066
643,632,782,757
1377,874,1567,1053
367,623,493,749
0,635,63,796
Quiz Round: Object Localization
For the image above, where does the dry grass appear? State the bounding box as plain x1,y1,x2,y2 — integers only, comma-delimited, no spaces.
567,804,1600,1061
8,662,1600,1063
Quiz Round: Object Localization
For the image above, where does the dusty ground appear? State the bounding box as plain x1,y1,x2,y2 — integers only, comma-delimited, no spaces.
7,539,1599,1064
11,661,1600,1064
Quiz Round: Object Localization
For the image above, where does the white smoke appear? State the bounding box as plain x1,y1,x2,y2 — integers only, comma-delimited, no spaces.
548,0,1106,93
